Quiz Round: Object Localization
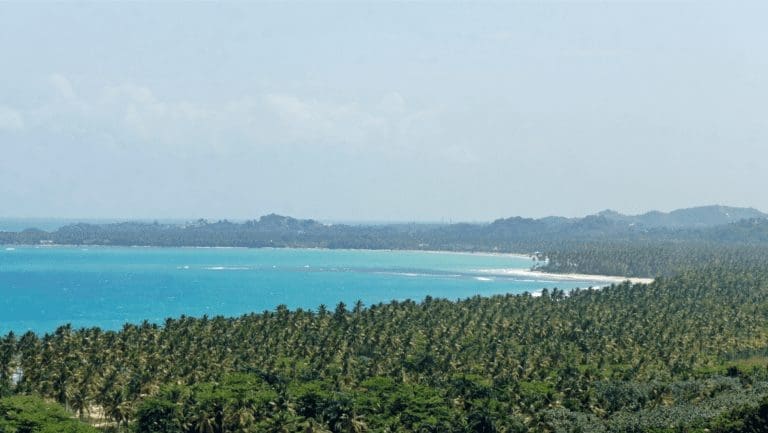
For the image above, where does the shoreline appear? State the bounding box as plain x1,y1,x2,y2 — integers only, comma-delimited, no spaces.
1,245,652,335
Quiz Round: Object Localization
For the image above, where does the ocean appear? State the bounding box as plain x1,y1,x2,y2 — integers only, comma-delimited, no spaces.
0,246,606,334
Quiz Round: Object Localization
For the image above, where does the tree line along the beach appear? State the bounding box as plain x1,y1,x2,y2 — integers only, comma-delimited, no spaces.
4,261,768,432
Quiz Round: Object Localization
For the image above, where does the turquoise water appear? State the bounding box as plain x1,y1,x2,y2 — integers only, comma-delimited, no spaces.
0,246,604,334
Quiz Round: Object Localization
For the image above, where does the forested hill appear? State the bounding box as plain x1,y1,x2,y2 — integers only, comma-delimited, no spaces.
596,205,768,228
2,206,768,251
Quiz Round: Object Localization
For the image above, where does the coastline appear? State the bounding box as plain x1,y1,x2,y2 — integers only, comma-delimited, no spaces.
1,244,653,335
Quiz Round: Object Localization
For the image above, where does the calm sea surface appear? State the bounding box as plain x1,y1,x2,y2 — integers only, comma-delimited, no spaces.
0,246,605,334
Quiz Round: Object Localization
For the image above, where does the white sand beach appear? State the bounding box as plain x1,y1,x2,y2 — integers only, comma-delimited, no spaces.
477,268,654,285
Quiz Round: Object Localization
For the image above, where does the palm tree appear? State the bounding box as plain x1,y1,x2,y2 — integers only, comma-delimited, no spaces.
300,419,332,433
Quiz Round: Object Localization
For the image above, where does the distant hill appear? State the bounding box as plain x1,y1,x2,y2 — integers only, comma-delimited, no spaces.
2,205,768,252
595,205,768,228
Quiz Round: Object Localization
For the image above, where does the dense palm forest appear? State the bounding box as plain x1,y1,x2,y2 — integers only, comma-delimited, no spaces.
3,263,768,432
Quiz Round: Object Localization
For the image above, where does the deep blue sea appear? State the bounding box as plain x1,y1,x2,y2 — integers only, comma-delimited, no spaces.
0,246,606,334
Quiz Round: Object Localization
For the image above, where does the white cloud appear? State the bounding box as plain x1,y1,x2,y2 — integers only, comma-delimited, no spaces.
0,106,24,131
378,92,406,114
265,94,388,148
10,75,476,164
49,74,76,100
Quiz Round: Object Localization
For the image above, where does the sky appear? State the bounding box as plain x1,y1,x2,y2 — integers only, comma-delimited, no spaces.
0,2,766,222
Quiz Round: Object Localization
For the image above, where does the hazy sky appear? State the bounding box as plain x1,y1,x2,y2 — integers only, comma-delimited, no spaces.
1,2,766,221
